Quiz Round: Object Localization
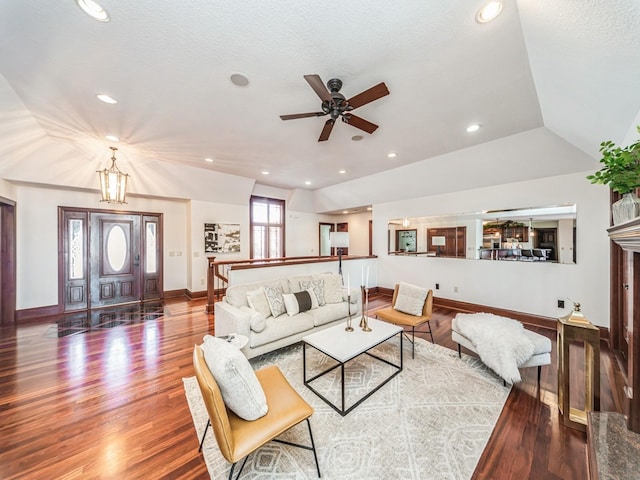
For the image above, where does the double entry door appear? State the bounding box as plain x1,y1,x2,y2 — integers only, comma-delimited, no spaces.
61,208,162,311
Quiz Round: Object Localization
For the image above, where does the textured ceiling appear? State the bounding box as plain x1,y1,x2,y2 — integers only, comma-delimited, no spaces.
0,1,639,193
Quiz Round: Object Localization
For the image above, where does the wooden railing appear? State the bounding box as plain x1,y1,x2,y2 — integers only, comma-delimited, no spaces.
205,255,375,313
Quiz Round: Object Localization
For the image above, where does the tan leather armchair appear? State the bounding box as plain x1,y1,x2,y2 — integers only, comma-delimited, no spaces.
375,284,434,358
193,345,321,479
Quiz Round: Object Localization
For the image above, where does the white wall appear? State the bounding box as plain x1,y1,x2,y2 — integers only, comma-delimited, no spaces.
10,169,609,330
373,171,611,327
189,200,248,292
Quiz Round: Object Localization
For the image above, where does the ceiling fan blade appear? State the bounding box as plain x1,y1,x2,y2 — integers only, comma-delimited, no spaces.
280,112,325,120
318,119,335,142
304,74,333,103
344,114,378,134
346,82,390,109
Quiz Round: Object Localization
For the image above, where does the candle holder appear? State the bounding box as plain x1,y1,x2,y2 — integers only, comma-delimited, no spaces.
345,293,354,331
359,285,371,332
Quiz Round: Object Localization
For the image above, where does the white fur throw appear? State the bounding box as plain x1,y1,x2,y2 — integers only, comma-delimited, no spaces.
452,313,535,383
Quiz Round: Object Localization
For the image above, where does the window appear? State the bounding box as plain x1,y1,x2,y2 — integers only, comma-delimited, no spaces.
250,196,285,259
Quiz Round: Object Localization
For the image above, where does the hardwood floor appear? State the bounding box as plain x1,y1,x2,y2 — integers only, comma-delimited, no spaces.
0,294,615,479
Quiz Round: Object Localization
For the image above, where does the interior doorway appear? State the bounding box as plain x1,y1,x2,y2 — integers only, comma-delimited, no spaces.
60,207,163,312
319,223,334,256
0,198,16,324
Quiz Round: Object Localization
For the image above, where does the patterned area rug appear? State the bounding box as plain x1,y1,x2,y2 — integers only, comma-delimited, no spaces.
183,337,511,479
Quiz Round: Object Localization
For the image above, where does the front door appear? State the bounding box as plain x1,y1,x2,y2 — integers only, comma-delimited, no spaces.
61,207,162,312
90,213,141,307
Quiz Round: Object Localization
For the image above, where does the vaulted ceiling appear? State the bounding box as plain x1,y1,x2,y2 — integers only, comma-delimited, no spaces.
1,1,639,199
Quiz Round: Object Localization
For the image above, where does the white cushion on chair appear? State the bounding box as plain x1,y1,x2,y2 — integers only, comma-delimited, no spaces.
201,335,268,421
394,282,428,316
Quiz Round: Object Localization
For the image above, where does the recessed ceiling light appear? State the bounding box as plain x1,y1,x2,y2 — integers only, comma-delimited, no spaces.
342,210,349,214
476,2,503,23
97,94,117,104
304,181,311,185
76,0,110,22
339,169,346,174
466,124,481,133
351,135,363,141
230,73,249,87
367,207,372,211
105,135,119,142
387,152,397,158
261,171,270,175
204,158,214,163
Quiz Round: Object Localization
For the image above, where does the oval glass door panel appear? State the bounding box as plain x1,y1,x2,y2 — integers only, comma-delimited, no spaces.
107,225,127,272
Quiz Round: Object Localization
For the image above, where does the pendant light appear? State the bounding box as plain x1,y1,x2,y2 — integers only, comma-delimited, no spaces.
97,146,129,204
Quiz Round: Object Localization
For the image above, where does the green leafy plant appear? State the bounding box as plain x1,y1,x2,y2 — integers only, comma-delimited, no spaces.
587,126,640,194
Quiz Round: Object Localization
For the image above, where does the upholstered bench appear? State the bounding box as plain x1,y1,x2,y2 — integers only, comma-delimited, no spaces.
451,312,552,384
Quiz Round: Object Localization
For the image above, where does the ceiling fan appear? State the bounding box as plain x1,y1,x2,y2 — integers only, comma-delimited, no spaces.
280,74,390,142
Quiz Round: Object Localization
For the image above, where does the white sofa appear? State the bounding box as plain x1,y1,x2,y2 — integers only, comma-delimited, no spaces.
214,273,361,359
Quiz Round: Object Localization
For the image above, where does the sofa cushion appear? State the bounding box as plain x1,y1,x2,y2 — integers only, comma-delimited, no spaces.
264,284,286,318
316,273,343,304
288,275,313,293
308,301,350,327
246,287,271,318
225,278,290,308
394,282,428,316
250,312,315,348
301,279,325,306
283,291,313,316
200,335,268,421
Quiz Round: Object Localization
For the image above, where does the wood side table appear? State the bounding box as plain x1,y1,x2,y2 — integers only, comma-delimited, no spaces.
557,305,600,431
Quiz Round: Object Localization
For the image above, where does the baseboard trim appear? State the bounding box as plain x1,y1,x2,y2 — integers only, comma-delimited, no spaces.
376,286,394,296
433,296,610,340
185,289,207,300
15,304,61,322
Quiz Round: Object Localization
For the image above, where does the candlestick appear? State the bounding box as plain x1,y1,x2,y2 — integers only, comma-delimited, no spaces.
359,285,371,332
345,293,353,332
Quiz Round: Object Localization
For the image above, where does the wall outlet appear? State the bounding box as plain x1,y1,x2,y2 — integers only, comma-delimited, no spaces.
435,283,440,290
557,299,565,308
453,286,459,293
200,278,205,285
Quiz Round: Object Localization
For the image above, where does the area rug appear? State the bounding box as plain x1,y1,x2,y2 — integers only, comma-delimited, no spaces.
183,337,511,479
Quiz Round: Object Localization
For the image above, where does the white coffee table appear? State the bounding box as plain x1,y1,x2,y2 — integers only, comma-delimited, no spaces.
302,317,403,416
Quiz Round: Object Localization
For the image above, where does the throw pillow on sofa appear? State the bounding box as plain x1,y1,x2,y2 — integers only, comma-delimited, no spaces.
283,290,313,316
201,335,268,421
301,279,325,306
264,284,286,317
306,287,319,309
288,275,313,293
319,273,343,304
246,287,271,318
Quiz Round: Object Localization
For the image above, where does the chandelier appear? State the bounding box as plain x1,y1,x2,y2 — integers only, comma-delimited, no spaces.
97,146,129,204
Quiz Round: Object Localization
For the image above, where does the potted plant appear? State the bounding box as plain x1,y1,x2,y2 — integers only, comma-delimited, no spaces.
587,126,640,225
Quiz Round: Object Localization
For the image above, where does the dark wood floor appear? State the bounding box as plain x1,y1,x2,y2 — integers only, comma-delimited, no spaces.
0,294,615,479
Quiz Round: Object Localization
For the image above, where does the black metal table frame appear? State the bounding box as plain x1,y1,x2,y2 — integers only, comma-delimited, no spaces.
302,331,403,416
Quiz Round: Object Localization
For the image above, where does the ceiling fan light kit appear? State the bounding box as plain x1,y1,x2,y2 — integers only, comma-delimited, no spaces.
280,74,389,142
